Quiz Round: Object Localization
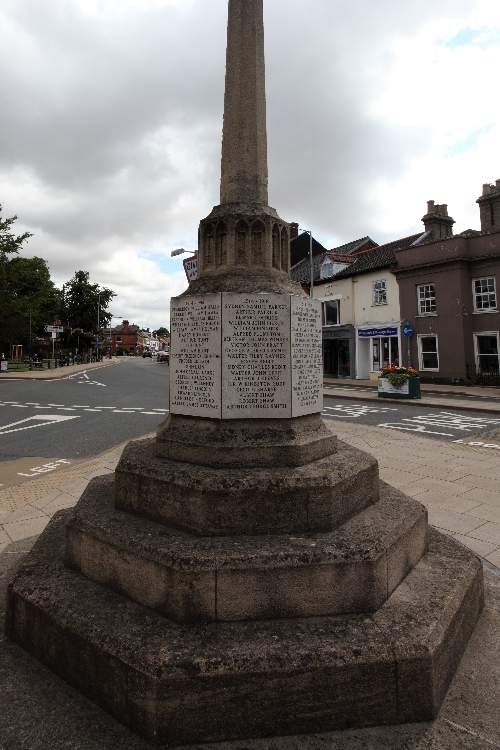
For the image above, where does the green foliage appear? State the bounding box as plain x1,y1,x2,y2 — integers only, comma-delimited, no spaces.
0,204,32,261
0,256,61,349
61,270,115,334
154,326,170,338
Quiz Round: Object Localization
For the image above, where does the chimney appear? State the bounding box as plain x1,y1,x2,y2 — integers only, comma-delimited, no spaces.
290,222,299,241
421,201,455,240
122,320,129,331
477,180,500,233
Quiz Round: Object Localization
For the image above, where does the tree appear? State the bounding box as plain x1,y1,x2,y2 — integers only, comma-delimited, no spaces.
0,204,32,261
0,256,61,351
62,271,115,334
154,326,170,338
0,205,36,353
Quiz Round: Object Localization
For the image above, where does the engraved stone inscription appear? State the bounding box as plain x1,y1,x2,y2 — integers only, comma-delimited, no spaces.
170,294,222,418
222,293,291,419
291,297,323,417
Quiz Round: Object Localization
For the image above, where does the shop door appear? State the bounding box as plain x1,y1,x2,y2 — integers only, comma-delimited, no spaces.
337,340,351,378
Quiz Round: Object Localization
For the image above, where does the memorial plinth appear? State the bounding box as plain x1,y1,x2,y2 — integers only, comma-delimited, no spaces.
6,0,483,746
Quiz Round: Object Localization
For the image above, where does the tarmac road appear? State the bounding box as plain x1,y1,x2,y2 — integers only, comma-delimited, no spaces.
0,358,169,465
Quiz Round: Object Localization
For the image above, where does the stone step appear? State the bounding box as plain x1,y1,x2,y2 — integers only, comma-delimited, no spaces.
66,475,428,623
7,513,483,746
114,437,379,535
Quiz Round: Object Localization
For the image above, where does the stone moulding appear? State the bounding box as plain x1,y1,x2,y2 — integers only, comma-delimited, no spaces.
7,516,484,747
65,475,428,623
114,437,380,536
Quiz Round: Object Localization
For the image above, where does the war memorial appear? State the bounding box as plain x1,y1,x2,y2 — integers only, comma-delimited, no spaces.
5,0,486,746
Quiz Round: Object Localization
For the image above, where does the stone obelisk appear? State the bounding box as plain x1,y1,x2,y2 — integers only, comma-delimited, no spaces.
7,1,483,746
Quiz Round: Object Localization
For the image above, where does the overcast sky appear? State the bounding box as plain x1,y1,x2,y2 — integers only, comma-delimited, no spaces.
1,0,499,329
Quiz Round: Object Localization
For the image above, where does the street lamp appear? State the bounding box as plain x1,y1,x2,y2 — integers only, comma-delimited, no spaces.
171,248,196,257
299,228,314,298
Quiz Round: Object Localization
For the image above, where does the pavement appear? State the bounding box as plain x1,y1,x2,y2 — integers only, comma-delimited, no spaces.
0,358,120,380
323,377,500,414
1,420,500,748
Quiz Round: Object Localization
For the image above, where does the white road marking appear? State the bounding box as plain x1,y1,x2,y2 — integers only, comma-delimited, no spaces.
454,439,500,451
378,411,500,437
18,458,72,478
0,414,80,435
0,400,169,418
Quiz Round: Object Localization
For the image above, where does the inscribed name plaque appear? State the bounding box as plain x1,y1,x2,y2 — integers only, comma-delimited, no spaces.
291,297,323,417
169,292,323,420
169,294,221,418
222,294,291,419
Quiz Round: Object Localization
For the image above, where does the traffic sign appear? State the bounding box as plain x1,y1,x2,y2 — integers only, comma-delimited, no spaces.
45,325,64,333
183,255,198,282
403,323,415,337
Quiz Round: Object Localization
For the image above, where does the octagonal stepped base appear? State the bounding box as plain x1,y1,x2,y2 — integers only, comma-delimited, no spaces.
156,413,338,469
114,437,379,536
66,476,428,624
7,514,483,747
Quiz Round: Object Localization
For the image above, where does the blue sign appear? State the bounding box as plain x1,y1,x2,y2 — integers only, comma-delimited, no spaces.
359,327,398,337
403,323,415,337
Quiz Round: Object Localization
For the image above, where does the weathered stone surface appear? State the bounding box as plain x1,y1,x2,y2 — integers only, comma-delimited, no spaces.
156,413,337,468
220,0,268,206
66,476,427,623
115,437,379,536
7,513,483,746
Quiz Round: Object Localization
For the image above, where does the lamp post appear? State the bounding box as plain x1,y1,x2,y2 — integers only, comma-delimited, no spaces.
299,228,314,298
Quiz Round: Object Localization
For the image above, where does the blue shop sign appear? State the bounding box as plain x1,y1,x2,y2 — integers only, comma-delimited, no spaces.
359,327,398,337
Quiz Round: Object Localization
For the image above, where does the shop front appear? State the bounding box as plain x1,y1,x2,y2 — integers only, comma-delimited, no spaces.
356,325,401,379
322,325,355,378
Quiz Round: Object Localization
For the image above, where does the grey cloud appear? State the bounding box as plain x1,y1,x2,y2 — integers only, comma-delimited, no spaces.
0,0,487,323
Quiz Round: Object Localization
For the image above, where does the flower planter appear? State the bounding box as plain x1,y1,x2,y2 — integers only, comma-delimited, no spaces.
378,375,421,400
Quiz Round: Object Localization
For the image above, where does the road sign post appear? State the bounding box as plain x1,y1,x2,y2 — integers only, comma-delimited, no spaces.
403,322,415,368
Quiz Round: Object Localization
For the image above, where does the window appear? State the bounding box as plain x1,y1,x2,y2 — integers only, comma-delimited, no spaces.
474,333,500,374
418,335,439,370
372,279,387,305
417,284,437,315
473,277,497,312
323,300,340,326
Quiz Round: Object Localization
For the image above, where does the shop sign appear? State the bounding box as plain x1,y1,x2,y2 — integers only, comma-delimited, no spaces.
359,327,398,337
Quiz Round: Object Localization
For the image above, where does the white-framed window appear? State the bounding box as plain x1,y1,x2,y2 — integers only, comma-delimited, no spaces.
372,279,388,305
473,277,497,312
417,284,437,315
418,335,439,371
474,332,500,374
322,299,340,326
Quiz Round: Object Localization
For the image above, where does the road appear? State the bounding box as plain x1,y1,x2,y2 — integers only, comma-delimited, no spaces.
0,358,169,465
1,358,499,486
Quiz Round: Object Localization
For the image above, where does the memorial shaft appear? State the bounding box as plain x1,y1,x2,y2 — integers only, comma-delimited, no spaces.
220,0,268,206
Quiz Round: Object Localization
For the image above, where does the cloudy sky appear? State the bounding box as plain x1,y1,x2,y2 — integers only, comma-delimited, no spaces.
1,0,499,329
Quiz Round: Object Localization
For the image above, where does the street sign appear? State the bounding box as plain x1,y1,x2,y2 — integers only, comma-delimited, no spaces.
403,323,415,337
183,254,198,282
45,325,64,333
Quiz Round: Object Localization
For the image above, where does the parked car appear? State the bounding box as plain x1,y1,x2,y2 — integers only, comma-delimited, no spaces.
142,350,153,358
157,351,169,363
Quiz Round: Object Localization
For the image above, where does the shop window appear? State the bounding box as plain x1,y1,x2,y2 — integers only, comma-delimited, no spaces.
417,284,437,315
473,277,497,312
372,279,388,305
323,300,340,326
474,333,500,374
418,335,439,370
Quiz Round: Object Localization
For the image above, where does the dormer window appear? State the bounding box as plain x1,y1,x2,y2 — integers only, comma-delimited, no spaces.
320,259,335,280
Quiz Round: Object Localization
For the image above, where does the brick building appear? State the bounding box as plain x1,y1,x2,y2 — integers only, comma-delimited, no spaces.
395,182,500,383
110,320,147,355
